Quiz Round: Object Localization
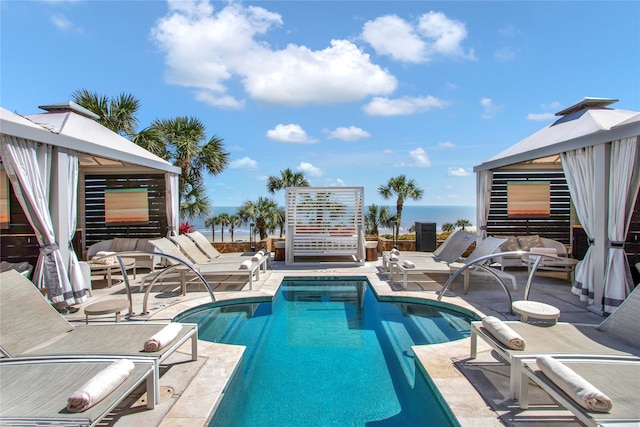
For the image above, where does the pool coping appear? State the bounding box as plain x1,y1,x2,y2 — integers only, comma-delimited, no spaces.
149,271,502,427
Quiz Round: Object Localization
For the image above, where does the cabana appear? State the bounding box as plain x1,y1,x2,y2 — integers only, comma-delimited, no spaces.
285,187,365,264
474,97,640,315
0,102,180,306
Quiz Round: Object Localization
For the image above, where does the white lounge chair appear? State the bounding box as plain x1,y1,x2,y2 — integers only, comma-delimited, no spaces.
0,357,157,425
519,357,640,426
470,284,640,399
0,270,198,405
144,238,262,292
170,234,268,273
449,236,518,292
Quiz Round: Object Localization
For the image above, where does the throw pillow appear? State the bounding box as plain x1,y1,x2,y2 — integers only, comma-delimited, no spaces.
517,235,544,251
500,236,520,252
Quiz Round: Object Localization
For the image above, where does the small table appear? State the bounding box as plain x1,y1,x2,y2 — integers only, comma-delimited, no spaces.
521,255,579,282
88,257,136,287
512,300,560,323
84,298,130,323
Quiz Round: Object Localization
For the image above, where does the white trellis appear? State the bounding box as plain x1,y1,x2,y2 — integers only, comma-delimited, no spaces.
285,187,365,264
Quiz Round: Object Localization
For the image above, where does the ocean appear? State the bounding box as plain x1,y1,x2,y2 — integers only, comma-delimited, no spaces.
187,205,476,242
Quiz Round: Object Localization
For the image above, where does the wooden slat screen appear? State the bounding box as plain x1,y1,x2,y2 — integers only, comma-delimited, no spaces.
487,171,571,244
84,174,167,247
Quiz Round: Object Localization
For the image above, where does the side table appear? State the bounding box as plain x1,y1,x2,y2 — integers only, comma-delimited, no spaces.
88,257,136,287
512,300,560,324
84,298,130,323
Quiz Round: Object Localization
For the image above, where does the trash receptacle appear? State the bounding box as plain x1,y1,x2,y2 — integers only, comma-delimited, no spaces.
365,241,378,261
274,241,285,261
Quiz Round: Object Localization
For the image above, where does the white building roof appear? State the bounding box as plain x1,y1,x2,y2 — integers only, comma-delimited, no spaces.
475,98,640,172
1,103,179,174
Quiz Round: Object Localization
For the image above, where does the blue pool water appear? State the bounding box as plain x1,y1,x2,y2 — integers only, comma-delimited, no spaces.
176,277,475,427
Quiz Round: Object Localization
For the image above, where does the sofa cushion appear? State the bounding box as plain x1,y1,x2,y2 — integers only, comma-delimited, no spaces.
135,239,154,252
111,237,138,252
500,236,520,252
517,235,544,251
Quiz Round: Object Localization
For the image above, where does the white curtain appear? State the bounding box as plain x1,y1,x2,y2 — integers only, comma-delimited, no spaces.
66,151,87,303
476,170,493,240
603,136,640,313
0,136,74,304
561,146,597,304
165,172,179,236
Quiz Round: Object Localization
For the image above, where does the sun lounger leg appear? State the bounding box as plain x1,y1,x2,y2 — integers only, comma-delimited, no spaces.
519,369,529,409
191,333,198,361
146,370,156,409
510,359,522,400
403,271,408,290
153,361,161,404
470,328,477,359
463,270,470,293
180,271,187,296
249,274,253,290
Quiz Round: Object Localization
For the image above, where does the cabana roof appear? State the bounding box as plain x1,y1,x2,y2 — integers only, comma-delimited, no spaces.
1,103,179,174
475,98,640,172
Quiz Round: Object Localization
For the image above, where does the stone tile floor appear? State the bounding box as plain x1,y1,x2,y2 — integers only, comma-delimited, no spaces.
60,257,605,427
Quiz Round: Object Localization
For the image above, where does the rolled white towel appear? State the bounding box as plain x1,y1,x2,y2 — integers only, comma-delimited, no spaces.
93,251,117,265
389,253,399,261
143,323,183,352
402,260,416,269
391,248,400,255
239,259,252,270
481,316,526,350
258,249,267,256
252,253,263,262
66,359,134,412
536,356,613,412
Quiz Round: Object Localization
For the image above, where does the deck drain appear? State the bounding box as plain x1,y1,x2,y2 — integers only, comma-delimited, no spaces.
133,386,175,407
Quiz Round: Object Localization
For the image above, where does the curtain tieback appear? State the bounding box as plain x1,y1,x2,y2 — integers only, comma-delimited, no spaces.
609,241,625,248
479,225,487,230
40,243,59,255
587,238,595,245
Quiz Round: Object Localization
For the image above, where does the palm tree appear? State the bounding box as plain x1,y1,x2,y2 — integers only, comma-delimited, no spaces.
274,207,286,237
378,175,424,241
216,213,231,242
267,168,309,194
71,89,140,137
228,214,243,242
455,219,472,231
238,197,279,240
151,116,230,219
365,204,391,236
441,222,455,232
204,215,220,242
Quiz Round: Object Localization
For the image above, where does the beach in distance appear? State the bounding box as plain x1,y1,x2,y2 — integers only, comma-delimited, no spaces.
190,205,476,243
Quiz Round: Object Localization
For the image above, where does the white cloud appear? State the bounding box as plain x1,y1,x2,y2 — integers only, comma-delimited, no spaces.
361,15,426,63
50,13,73,29
541,101,562,110
439,141,455,148
363,95,449,116
297,162,322,177
266,124,317,144
229,156,258,169
447,167,471,176
526,112,555,121
327,126,371,141
409,147,431,168
151,2,397,107
494,47,517,61
498,24,520,37
480,97,502,119
325,178,346,187
362,11,475,63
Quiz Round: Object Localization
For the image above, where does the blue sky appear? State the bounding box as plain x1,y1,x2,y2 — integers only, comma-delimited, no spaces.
2,0,639,210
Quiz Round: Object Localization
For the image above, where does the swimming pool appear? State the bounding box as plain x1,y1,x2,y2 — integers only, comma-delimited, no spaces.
176,277,475,426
